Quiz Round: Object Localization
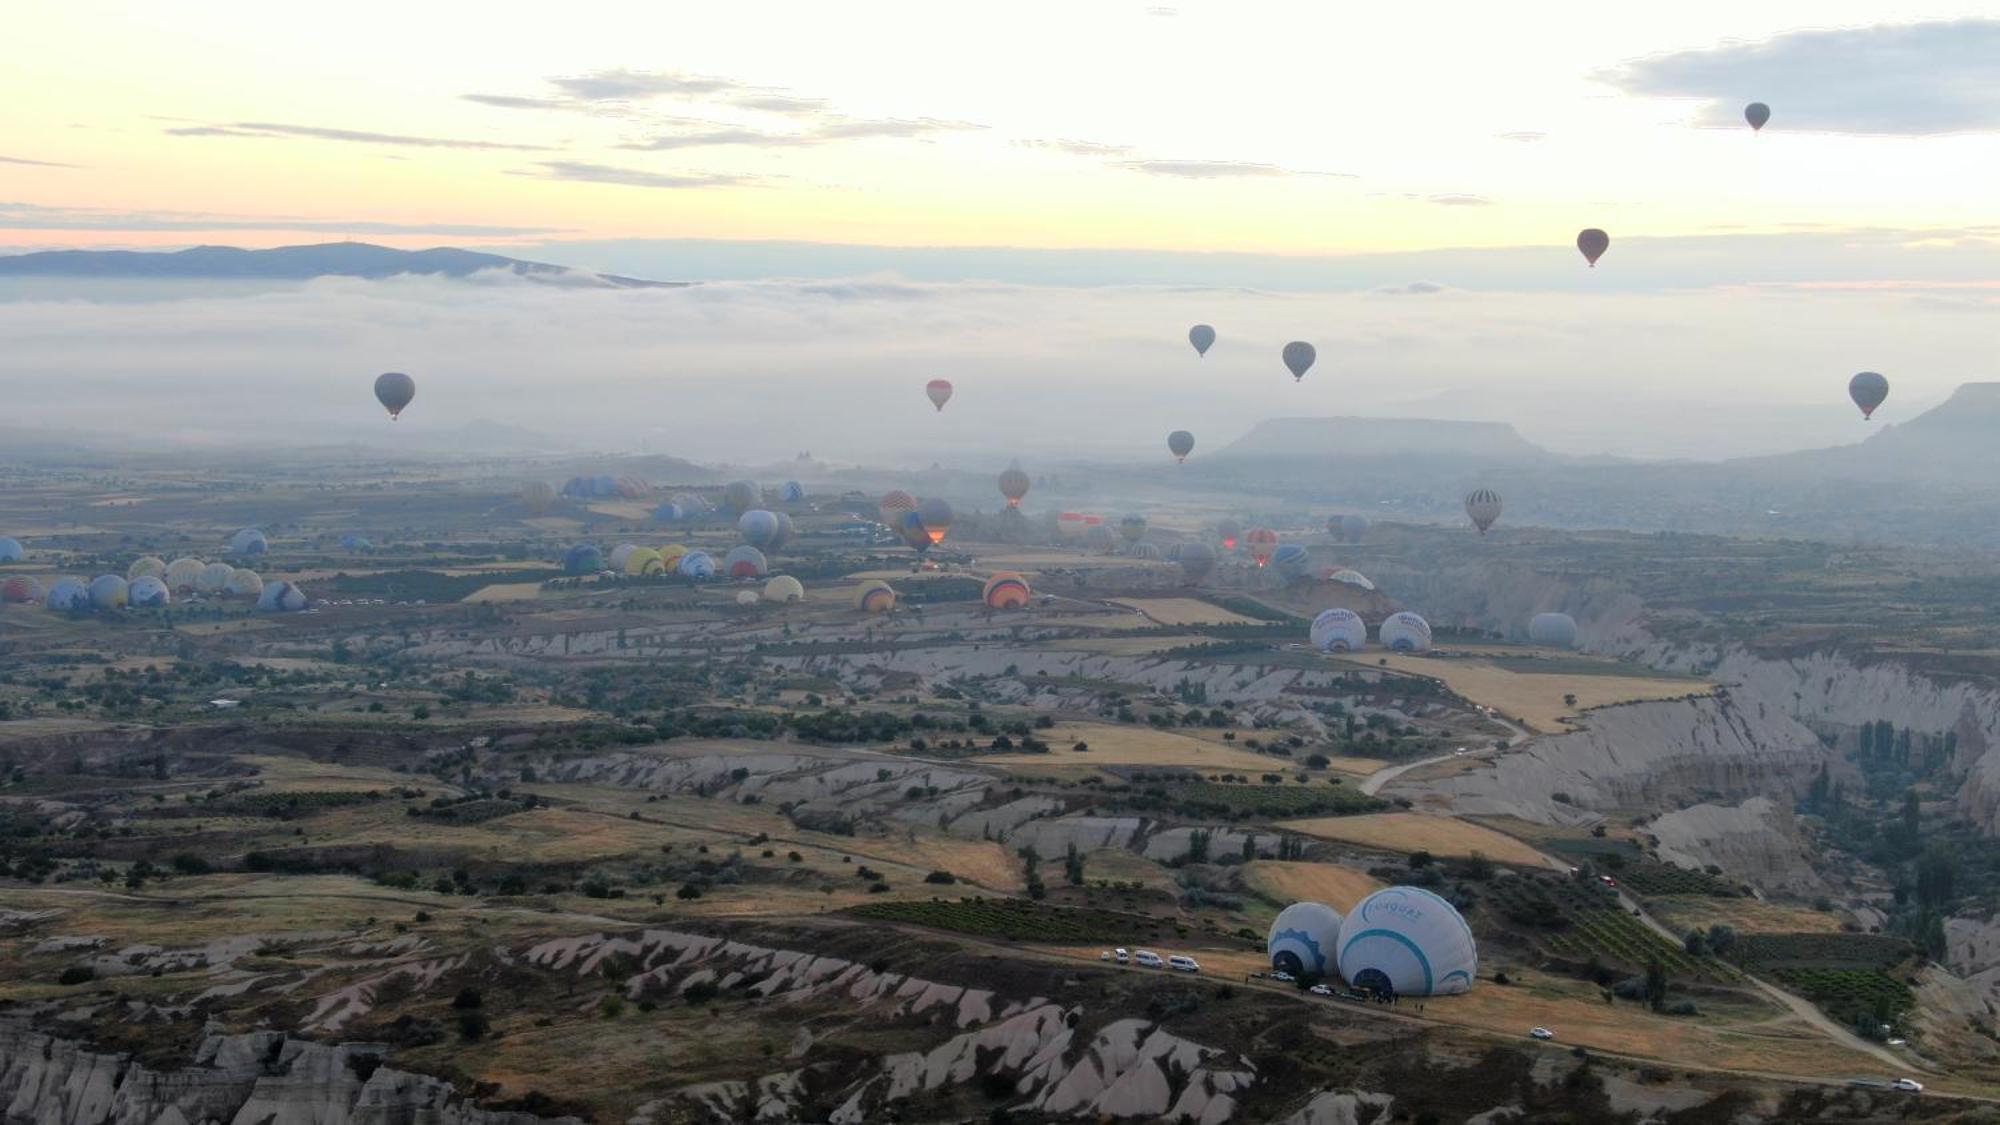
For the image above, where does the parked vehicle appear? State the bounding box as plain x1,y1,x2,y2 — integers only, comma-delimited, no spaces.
1114,948,1130,964
1893,1079,1924,1093
1099,951,1112,961
1529,1027,1555,1041
1134,950,1164,968
1308,984,1334,996
1167,954,1200,973
1271,971,1296,983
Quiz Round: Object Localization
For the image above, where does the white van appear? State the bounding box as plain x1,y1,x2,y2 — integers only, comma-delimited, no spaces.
1133,950,1164,968
1113,948,1130,964
1167,955,1201,973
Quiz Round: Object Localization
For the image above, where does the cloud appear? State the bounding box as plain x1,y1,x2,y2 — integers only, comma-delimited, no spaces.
460,93,566,111
0,201,564,236
1147,6,1179,15
1115,159,1350,179
620,116,982,151
1373,281,1452,295
727,93,830,117
1428,194,1494,206
1015,138,1137,157
1599,19,2000,134
516,161,756,189
0,155,77,168
546,69,738,101
1495,131,1546,143
169,121,555,151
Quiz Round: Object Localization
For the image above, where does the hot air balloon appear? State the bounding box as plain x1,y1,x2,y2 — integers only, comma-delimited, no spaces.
998,462,1031,507
374,372,416,419
780,481,807,503
521,481,557,514
195,563,234,595
1245,528,1278,567
46,577,90,611
1282,342,1315,381
738,510,780,550
678,550,716,579
1745,102,1770,131
1850,371,1889,419
88,574,129,610
127,556,167,581
1272,543,1310,578
1268,901,1345,977
724,480,761,513
1309,608,1367,653
607,543,639,572
1128,542,1162,561
229,528,268,556
0,538,22,562
656,544,690,572
1528,612,1578,648
724,546,769,579
256,581,310,613
1119,514,1148,543
339,535,375,552
770,512,794,553
1217,519,1242,551
1056,512,1088,542
625,548,664,577
898,511,934,553
1333,514,1369,544
855,580,897,613
1465,489,1502,535
915,497,953,545
1168,430,1194,463
127,576,171,608
1176,541,1217,583
1576,229,1609,267
1,575,42,604
925,379,954,412
763,575,805,603
1379,611,1433,653
1330,568,1375,591
880,490,918,527
1083,524,1116,553
225,569,264,599
562,544,604,575
735,590,760,606
1189,324,1215,357
982,572,1032,610
653,503,686,524
165,558,204,594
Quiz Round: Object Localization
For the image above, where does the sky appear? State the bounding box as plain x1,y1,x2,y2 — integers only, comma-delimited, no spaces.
6,3,2000,464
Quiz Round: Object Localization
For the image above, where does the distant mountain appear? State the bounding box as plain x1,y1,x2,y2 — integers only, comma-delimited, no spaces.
1735,382,2000,481
1214,416,1553,461
0,241,679,288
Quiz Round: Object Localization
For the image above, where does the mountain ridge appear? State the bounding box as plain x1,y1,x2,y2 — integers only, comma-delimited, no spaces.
0,241,679,288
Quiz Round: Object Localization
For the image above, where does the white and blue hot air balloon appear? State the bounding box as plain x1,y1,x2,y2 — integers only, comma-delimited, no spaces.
738,510,780,550
0,538,23,563
1528,612,1578,649
127,576,171,607
1337,886,1478,996
228,528,268,557
678,550,716,580
45,577,90,611
780,481,807,503
1268,901,1345,978
1379,611,1433,653
1309,608,1367,653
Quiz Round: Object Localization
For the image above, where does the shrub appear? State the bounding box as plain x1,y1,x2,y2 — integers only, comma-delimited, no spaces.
57,966,95,986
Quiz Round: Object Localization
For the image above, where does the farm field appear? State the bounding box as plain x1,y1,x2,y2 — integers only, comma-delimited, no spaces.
1241,861,1382,912
463,582,544,603
1109,597,1260,626
1338,653,1714,732
991,722,1293,774
1646,895,1846,936
1279,813,1550,867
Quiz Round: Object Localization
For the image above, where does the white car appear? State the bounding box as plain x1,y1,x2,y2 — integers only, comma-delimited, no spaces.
1308,983,1334,996
1529,1027,1555,1041
1453,747,1470,756
1167,954,1200,973
1271,971,1296,983
1133,950,1164,968
1099,951,1112,961
1892,1079,1924,1093
1113,948,1130,964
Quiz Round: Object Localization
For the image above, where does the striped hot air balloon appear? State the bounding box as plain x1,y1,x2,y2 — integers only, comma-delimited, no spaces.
982,572,1031,610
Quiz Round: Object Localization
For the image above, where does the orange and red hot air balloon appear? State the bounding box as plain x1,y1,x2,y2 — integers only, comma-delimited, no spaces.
1245,527,1278,567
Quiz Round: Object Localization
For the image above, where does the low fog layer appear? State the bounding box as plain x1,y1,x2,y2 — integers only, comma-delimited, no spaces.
0,270,1985,464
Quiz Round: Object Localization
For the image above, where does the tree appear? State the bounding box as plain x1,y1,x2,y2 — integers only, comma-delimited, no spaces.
1064,843,1086,886
1185,830,1211,865
1705,924,1737,957
1643,957,1668,1012
1682,930,1708,957
1902,789,1922,844
1408,850,1434,870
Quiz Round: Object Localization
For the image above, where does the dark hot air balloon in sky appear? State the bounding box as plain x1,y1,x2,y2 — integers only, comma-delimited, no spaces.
1245,527,1278,567
1465,488,1502,535
1745,102,1771,131
1177,541,1216,583
998,462,1030,507
1849,371,1889,419
1167,430,1194,463
374,372,415,419
1282,342,1315,381
1576,229,1609,267
1189,324,1215,356
1217,518,1241,551
916,497,953,545
925,379,953,412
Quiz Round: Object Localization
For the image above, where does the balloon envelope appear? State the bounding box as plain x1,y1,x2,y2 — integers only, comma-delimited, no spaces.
0,538,21,562
998,463,1030,507
723,545,768,578
562,544,604,575
763,575,804,603
1745,102,1770,130
1282,341,1316,381
128,576,171,608
1577,228,1609,267
1310,609,1367,653
1245,528,1278,566
738,510,780,549
1167,430,1194,462
880,490,918,526
916,497,953,545
229,528,268,556
678,551,716,579
1177,541,1217,583
982,572,1031,609
1850,371,1889,419
925,379,954,411
1528,612,1578,648
855,580,897,613
723,480,761,513
1465,489,1502,534
127,556,167,581
374,372,416,419
1189,324,1215,356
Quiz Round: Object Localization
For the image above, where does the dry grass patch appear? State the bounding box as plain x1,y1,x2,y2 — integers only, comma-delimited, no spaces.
1335,653,1711,732
996,722,1290,774
464,582,544,603
1110,598,1258,626
1278,813,1547,867
1241,861,1383,912
1645,895,1845,936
